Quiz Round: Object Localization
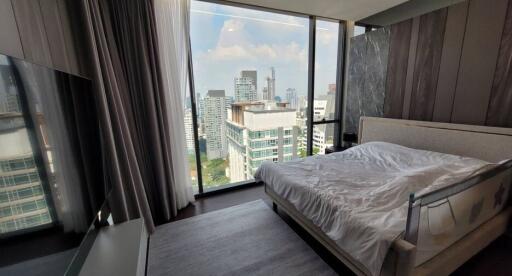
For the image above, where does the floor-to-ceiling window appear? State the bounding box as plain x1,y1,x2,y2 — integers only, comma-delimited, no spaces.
311,19,340,155
186,0,345,193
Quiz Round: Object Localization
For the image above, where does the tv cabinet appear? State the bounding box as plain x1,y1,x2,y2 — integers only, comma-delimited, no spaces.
78,219,148,276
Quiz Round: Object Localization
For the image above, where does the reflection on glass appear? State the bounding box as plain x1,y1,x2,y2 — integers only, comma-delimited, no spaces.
0,52,104,276
189,0,309,190
354,25,366,37
0,56,52,234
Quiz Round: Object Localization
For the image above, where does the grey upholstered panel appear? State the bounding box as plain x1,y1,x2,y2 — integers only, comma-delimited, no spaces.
359,117,512,163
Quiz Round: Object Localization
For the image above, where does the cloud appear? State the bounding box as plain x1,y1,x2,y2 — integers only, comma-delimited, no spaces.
190,2,337,98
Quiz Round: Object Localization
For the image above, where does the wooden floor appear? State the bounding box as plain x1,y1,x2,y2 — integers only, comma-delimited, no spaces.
168,184,512,275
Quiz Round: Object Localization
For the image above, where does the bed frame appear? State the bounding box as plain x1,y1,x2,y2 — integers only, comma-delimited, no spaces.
265,117,512,276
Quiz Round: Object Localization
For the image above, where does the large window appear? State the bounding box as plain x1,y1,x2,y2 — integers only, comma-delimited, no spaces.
311,19,340,155
187,0,345,193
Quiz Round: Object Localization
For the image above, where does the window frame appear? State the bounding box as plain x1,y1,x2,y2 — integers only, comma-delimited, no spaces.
187,0,348,196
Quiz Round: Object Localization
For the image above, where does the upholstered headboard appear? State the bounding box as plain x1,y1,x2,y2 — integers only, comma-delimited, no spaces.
358,117,512,163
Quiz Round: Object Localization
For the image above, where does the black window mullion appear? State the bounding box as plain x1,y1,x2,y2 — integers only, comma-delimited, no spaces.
186,16,204,194
334,21,347,148
306,16,316,156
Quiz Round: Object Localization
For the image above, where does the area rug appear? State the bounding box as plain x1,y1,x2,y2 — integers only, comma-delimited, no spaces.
148,200,335,275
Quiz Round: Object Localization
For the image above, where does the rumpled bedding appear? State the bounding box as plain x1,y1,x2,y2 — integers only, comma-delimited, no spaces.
254,142,491,276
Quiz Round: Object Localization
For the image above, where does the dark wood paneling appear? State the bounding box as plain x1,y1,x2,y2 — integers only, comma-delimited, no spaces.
486,0,512,127
384,19,412,119
408,8,448,121
451,0,508,125
40,0,71,71
1,0,89,76
11,0,53,67
0,0,24,58
62,0,93,77
401,17,419,119
432,1,469,123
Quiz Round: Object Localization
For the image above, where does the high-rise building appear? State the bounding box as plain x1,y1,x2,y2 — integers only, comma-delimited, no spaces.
285,88,298,109
197,93,204,119
328,83,336,94
262,67,276,101
312,123,334,154
295,93,336,155
313,94,335,118
184,108,195,153
0,126,52,234
234,71,257,102
204,90,227,160
241,70,257,92
226,102,298,182
312,93,336,154
225,96,234,109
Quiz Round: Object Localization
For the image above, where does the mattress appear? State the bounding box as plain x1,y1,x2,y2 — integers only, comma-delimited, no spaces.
254,142,501,276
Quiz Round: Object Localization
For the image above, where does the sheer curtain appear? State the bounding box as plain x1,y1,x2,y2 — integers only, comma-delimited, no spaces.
154,0,194,208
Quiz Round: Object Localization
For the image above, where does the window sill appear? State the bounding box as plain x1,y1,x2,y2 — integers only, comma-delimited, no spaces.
194,180,262,198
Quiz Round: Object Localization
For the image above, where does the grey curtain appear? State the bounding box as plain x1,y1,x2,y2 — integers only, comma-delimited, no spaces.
81,0,179,233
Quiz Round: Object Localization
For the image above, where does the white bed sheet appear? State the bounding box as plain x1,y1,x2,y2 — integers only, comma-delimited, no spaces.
254,142,492,276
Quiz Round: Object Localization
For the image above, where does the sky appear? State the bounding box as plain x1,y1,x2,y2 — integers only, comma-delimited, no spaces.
190,1,339,99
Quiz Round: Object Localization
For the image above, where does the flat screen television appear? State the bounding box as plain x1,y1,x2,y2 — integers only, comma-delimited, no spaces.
0,53,109,275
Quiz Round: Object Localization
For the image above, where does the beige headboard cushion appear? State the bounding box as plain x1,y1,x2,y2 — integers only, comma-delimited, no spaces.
358,117,512,163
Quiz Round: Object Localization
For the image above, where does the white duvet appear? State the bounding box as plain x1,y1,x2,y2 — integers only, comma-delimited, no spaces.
254,142,492,276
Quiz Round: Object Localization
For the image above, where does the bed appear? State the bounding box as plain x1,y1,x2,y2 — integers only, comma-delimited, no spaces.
255,117,512,276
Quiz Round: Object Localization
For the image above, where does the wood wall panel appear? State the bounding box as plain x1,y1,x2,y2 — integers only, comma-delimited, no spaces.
0,0,89,77
401,17,420,119
432,1,469,123
450,0,508,125
367,0,512,129
11,0,53,67
408,8,447,121
39,0,80,75
486,0,512,127
0,0,24,59
384,19,412,119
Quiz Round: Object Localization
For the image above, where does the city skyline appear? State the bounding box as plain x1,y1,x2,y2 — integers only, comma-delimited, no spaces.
187,0,339,189
190,0,338,99
186,67,336,188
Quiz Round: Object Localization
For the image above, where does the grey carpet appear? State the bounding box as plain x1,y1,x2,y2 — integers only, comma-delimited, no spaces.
148,200,336,276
